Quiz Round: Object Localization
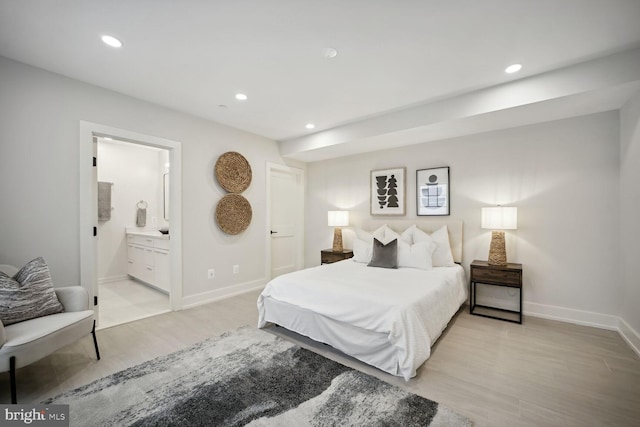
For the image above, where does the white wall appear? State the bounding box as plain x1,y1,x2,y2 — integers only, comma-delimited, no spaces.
0,56,301,302
620,91,640,347
97,141,166,281
306,112,621,322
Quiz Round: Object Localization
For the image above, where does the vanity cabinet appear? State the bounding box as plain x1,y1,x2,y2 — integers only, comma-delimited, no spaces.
153,238,171,292
127,233,170,293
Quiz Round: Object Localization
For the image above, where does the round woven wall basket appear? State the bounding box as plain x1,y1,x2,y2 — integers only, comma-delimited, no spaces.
215,194,252,235
214,151,252,193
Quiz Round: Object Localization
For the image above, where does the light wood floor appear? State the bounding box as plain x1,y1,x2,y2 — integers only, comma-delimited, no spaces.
2,289,639,426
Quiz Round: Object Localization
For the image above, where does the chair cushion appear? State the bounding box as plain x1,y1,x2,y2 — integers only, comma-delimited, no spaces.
0,257,65,325
0,310,94,372
4,311,93,346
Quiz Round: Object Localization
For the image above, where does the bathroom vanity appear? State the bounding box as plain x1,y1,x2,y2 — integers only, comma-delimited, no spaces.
126,231,170,293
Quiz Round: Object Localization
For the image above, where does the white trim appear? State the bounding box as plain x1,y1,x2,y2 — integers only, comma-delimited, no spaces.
523,302,640,358
181,278,268,309
96,309,172,331
79,121,183,315
265,162,305,280
524,301,619,330
618,317,640,358
98,274,129,285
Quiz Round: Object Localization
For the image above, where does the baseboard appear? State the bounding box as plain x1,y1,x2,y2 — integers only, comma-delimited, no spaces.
98,274,128,285
618,317,640,358
523,301,619,330
181,278,268,309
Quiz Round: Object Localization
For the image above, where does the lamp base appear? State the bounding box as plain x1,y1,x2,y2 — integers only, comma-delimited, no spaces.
488,230,508,266
332,227,343,252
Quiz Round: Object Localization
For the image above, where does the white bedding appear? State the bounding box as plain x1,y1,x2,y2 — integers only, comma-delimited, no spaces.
257,260,467,379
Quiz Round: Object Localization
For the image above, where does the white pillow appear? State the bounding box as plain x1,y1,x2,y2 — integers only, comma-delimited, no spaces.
355,225,386,242
353,237,373,263
380,224,401,245
401,226,415,244
386,227,436,270
353,225,387,263
400,240,436,270
410,225,455,267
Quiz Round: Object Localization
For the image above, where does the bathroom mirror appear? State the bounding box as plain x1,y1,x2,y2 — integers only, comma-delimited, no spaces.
163,173,170,220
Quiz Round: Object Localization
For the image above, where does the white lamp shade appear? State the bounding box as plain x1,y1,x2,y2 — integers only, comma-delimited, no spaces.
328,210,349,227
481,206,517,230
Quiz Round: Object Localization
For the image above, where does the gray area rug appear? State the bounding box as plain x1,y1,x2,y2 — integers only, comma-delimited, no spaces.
45,327,471,426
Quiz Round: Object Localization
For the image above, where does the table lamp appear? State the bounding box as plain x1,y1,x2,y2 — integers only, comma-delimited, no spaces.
328,211,349,252
481,206,517,265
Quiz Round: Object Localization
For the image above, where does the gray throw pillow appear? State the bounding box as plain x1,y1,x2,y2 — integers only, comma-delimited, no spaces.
0,257,65,326
367,238,398,269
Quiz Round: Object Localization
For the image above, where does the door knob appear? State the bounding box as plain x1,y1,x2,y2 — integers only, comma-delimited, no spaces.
270,230,278,234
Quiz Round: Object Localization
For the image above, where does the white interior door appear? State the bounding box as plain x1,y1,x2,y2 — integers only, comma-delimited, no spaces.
268,164,304,278
92,136,99,321
80,121,184,320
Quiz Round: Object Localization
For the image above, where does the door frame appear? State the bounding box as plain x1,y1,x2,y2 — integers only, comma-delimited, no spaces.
79,121,183,313
265,162,305,280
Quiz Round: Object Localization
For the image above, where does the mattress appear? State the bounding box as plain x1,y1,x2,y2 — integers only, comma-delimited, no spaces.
257,260,467,379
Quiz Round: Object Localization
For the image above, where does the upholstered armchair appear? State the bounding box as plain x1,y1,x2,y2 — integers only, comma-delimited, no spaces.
0,264,100,404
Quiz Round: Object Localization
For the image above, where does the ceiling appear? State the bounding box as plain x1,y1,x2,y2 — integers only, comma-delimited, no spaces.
1,0,640,159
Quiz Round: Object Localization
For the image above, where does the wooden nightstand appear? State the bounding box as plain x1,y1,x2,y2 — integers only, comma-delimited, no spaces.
321,249,354,264
470,260,523,324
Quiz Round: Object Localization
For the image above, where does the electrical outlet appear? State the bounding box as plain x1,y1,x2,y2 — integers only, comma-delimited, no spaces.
233,265,239,274
207,268,215,279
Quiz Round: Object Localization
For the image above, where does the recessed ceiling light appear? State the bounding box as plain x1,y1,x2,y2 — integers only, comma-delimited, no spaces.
101,35,123,48
305,123,315,129
323,48,338,59
505,64,522,74
235,93,248,101
103,137,113,141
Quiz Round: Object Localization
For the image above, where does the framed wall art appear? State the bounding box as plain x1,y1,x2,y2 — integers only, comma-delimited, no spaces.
370,167,405,216
416,166,450,216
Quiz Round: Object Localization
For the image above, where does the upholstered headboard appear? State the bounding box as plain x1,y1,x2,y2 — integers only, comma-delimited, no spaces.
359,219,463,264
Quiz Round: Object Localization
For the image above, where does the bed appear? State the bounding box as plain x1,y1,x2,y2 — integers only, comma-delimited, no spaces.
257,220,466,380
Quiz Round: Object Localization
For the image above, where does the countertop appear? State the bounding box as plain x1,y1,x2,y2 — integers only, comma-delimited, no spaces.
125,229,170,240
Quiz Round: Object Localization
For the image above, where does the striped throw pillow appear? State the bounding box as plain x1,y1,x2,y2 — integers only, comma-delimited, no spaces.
0,257,65,326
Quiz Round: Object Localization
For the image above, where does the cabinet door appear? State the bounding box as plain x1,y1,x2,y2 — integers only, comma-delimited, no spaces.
141,248,154,284
127,244,137,276
153,249,170,293
128,244,147,280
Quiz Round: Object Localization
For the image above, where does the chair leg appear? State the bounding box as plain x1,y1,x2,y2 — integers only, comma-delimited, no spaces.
9,356,17,404
91,320,101,361
8,323,101,405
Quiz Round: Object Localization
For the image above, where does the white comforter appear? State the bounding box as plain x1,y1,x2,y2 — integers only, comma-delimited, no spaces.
257,260,467,379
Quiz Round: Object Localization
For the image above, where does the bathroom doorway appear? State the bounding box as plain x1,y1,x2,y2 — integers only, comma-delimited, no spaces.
96,138,171,328
79,121,183,330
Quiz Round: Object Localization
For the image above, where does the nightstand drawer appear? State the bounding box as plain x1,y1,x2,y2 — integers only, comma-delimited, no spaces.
321,249,354,264
471,267,521,286
323,252,344,263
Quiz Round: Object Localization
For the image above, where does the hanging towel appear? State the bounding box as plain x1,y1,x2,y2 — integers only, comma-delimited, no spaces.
98,182,112,221
136,207,147,227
